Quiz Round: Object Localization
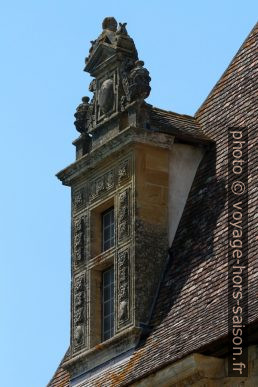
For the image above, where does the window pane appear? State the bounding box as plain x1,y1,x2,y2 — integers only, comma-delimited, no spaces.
104,301,111,315
103,286,110,301
110,268,114,282
103,316,110,332
103,270,110,284
103,212,110,227
102,208,115,252
103,240,109,251
102,266,114,341
104,227,110,241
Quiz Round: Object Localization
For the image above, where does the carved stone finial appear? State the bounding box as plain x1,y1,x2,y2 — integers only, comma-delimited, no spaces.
82,96,90,103
74,96,90,133
76,18,150,138
102,17,117,32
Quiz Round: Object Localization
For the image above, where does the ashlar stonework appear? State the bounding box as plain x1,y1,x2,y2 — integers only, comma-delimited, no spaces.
48,19,258,387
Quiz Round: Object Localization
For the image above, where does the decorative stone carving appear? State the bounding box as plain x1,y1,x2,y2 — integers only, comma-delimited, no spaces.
73,188,86,214
105,170,115,190
75,292,84,307
96,177,105,195
116,22,128,36
87,80,97,132
74,325,83,346
128,60,151,101
74,17,151,136
99,79,114,114
89,169,116,202
74,97,90,133
74,308,84,324
73,275,86,348
74,217,85,264
117,250,130,325
89,181,98,202
118,160,129,182
89,178,105,202
121,59,151,105
118,189,130,241
102,16,117,32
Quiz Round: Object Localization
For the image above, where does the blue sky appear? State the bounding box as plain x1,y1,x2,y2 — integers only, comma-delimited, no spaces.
0,1,256,386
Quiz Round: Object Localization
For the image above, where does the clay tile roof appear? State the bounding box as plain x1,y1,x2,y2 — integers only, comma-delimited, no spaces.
47,351,70,387
148,105,211,143
48,22,258,387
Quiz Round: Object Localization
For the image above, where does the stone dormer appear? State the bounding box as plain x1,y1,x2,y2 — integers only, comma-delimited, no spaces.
56,17,209,383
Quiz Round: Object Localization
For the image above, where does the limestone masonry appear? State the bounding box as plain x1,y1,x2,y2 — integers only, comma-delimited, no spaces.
48,19,258,387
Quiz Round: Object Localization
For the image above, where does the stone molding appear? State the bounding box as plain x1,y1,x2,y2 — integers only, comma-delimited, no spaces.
63,326,142,378
130,353,225,387
56,127,174,186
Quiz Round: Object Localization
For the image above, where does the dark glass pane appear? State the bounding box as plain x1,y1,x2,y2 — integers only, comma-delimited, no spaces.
103,212,110,227
103,331,109,341
104,240,109,250
104,316,110,332
104,301,111,315
102,267,114,340
104,227,110,241
103,286,110,301
103,269,110,284
102,266,114,341
102,207,115,252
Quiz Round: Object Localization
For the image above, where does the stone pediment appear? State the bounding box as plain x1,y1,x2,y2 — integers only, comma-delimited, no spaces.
73,17,151,149
84,17,138,77
84,43,116,75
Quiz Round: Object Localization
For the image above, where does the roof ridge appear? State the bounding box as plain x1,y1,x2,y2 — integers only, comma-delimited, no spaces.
151,105,196,120
195,22,258,117
46,348,70,387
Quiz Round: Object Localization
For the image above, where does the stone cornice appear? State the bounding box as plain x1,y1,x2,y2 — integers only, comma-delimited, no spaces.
56,126,174,186
63,326,142,379
129,353,225,387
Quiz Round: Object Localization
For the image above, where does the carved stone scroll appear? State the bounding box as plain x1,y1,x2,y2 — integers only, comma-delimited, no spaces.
74,216,86,264
118,160,130,182
73,275,86,348
73,188,85,214
89,169,115,202
117,250,130,326
118,189,130,242
105,170,115,190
